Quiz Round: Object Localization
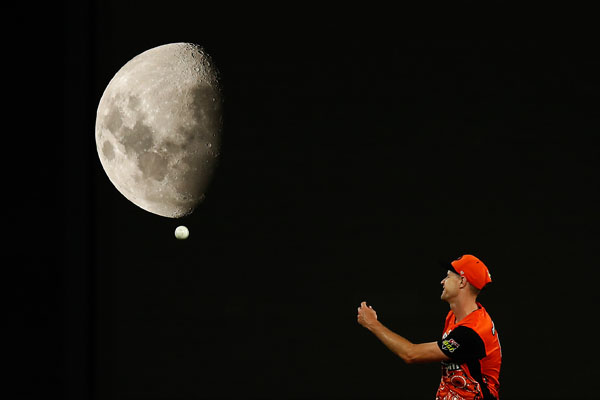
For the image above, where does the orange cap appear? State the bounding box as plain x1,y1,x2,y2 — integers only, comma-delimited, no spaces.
450,255,492,290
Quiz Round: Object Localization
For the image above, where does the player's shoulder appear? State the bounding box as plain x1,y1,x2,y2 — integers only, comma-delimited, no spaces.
460,306,494,336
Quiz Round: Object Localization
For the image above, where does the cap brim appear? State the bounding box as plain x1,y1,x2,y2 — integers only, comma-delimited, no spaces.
438,260,459,275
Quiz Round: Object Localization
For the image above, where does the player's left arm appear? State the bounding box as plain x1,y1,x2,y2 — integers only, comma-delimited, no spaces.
357,301,450,364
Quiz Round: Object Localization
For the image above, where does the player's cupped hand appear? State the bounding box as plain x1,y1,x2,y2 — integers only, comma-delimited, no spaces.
357,301,378,330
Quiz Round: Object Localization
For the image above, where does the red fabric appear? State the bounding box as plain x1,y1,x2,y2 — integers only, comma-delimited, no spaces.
450,255,492,290
435,304,501,400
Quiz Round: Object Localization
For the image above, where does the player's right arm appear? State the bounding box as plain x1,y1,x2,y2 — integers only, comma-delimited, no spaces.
357,301,450,364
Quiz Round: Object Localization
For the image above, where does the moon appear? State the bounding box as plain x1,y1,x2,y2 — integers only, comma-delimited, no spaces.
95,43,222,218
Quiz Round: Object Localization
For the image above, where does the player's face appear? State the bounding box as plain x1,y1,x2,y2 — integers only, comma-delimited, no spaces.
440,270,462,301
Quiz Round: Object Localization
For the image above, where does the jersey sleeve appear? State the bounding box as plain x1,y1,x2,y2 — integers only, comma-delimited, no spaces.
437,326,486,363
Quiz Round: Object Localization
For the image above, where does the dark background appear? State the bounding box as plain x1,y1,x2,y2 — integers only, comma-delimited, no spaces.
21,2,600,399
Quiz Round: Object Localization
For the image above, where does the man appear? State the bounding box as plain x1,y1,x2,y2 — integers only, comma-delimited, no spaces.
357,255,501,400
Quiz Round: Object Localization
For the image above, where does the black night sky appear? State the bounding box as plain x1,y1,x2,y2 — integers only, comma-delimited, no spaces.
20,2,600,399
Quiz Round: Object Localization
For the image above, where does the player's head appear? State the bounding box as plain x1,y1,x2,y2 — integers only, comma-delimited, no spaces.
440,255,492,301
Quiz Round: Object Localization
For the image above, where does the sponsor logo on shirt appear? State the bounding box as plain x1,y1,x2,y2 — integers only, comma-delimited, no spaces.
441,360,461,371
442,338,460,353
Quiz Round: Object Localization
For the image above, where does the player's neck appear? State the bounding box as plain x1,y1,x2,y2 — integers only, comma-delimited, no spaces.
450,297,479,323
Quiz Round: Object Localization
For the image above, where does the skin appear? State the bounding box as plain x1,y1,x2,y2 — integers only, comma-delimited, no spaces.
356,270,480,364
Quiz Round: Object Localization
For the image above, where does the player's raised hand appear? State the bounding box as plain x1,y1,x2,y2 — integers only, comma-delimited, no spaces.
357,301,378,330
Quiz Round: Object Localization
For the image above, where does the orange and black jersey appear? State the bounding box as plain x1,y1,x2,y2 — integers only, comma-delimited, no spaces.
436,303,501,400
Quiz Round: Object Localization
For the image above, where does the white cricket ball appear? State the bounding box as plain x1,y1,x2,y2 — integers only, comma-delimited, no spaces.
174,225,189,240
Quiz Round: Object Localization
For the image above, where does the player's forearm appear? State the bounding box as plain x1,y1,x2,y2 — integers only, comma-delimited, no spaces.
366,320,416,363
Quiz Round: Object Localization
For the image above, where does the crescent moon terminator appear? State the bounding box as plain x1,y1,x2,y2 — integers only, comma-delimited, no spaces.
95,42,222,218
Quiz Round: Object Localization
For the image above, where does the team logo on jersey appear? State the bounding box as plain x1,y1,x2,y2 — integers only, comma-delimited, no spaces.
442,338,460,353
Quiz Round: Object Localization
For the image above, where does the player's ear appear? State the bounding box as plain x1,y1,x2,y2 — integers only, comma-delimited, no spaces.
460,276,469,289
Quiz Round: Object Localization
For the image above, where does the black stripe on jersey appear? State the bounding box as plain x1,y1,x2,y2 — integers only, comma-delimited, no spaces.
466,359,496,400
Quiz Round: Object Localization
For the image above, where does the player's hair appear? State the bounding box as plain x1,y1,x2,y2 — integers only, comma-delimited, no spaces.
468,283,481,297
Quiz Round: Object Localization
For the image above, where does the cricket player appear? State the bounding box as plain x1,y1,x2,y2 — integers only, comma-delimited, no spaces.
357,255,501,399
